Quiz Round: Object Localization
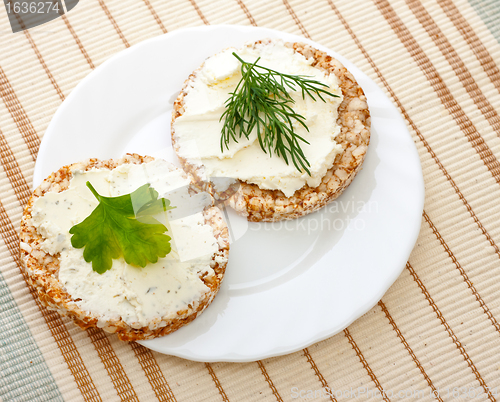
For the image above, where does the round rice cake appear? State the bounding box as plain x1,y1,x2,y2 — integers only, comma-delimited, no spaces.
19,154,229,341
171,40,370,222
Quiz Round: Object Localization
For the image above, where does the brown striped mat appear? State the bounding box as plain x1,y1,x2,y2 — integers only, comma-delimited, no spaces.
1,0,499,400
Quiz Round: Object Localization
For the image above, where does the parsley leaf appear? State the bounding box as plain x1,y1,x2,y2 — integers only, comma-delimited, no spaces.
69,181,175,274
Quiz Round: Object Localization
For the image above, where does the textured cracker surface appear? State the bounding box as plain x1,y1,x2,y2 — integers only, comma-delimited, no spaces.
19,154,230,341
172,40,371,221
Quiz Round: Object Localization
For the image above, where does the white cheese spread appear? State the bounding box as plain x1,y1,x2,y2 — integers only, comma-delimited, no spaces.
31,160,223,329
173,40,344,197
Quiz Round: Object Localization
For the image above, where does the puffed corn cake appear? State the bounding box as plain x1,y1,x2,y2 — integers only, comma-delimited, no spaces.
19,154,229,341
171,40,370,222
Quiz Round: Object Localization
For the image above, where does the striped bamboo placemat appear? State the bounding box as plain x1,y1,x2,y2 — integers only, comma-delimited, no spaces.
1,0,499,400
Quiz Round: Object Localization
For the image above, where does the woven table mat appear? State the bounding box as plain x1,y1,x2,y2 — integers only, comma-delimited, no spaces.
1,0,500,401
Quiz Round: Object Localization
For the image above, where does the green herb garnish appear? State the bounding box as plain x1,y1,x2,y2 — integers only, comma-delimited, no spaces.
220,52,340,174
69,182,175,274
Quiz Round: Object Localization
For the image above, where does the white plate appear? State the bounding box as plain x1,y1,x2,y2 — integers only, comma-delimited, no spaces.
34,25,424,362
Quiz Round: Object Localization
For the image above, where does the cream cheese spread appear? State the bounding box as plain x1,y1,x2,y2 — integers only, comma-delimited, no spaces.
173,40,344,197
30,160,223,330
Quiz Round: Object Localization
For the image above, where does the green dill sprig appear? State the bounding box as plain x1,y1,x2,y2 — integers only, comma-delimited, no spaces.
220,52,339,175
